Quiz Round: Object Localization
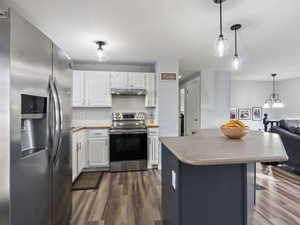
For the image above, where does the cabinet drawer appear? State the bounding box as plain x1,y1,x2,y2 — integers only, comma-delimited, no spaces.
148,128,159,136
88,129,109,137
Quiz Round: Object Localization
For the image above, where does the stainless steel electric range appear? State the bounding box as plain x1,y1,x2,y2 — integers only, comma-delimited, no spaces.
110,112,148,172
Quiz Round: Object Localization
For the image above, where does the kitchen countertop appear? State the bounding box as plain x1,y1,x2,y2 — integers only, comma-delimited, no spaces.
159,129,288,166
146,124,160,128
72,126,112,133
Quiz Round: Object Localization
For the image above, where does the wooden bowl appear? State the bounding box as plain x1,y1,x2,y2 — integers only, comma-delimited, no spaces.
220,126,249,139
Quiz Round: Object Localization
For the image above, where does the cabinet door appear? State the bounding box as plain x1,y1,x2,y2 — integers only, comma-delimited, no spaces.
88,138,109,167
77,131,86,173
72,71,85,107
85,71,111,107
72,133,78,182
110,72,128,88
145,73,156,107
128,72,145,89
152,136,159,165
148,136,159,167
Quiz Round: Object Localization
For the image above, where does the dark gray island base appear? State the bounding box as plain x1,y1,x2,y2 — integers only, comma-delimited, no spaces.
162,145,255,225
160,129,288,225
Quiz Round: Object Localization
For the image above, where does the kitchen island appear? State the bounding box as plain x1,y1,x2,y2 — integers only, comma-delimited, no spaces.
160,129,288,225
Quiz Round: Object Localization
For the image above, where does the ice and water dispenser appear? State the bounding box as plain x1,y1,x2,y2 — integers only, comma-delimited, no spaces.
21,94,47,157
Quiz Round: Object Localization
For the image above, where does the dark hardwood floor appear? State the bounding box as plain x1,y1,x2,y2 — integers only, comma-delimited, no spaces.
71,165,300,225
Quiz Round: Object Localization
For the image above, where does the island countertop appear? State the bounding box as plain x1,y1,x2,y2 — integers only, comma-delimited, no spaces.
159,129,288,166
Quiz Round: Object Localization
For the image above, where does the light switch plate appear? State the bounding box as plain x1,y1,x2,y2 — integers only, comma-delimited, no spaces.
172,170,176,190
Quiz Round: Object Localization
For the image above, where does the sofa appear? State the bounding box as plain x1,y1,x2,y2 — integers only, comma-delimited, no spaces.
271,120,300,172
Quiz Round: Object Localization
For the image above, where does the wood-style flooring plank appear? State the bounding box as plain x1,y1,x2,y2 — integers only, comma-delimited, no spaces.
71,166,300,225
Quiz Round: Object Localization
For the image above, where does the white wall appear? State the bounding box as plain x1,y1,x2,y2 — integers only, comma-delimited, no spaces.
155,61,179,137
200,70,231,128
278,77,300,119
231,80,279,130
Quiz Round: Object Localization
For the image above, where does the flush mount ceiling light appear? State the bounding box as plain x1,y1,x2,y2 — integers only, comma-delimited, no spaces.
263,74,284,109
231,24,242,71
213,0,229,57
95,41,108,61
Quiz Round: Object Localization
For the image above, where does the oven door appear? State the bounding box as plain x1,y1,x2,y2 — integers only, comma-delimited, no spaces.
110,131,147,162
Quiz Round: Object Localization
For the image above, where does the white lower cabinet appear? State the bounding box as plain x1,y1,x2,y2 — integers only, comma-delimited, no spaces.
87,129,109,168
148,128,161,169
87,138,109,167
72,130,86,182
72,133,78,182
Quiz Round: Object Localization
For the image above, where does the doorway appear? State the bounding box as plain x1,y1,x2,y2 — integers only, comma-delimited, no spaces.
185,78,201,136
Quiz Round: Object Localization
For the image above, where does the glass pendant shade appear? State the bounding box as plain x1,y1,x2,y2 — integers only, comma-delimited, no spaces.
215,35,229,57
263,99,272,109
97,48,104,58
232,54,241,71
263,74,284,109
263,102,271,109
272,100,284,108
96,41,108,62
97,48,108,61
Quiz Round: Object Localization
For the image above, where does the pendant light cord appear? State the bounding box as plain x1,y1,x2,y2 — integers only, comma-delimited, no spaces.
220,1,223,36
273,75,275,95
235,29,237,55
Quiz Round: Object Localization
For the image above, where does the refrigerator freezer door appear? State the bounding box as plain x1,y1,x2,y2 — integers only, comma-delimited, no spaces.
10,10,52,225
0,10,10,225
51,44,72,225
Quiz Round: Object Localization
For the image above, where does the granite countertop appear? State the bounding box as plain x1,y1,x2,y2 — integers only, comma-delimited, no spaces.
159,129,288,166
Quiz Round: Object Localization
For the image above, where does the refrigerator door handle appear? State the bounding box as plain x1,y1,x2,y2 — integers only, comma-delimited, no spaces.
48,76,54,162
53,79,63,165
49,77,61,162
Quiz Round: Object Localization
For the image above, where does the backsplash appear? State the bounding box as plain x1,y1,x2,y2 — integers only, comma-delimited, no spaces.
72,96,155,121
112,96,145,112
72,108,112,120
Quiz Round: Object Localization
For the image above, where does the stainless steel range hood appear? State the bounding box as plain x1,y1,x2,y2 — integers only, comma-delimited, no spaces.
111,88,146,96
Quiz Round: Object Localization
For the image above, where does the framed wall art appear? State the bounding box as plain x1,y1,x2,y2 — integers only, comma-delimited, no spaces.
230,108,237,120
238,108,251,120
252,107,263,121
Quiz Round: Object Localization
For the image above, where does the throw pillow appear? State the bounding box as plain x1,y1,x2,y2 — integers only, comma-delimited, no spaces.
288,126,297,133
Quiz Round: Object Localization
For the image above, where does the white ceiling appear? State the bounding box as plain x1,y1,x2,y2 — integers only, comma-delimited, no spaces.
5,0,300,80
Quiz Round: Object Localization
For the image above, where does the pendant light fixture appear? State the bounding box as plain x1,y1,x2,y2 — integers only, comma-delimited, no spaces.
231,24,242,71
263,74,284,109
214,0,229,57
96,41,108,61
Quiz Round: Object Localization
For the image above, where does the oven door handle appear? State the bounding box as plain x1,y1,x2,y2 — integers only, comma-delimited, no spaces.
110,130,147,135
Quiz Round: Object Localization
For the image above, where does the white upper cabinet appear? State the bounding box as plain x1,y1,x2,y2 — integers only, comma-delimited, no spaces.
73,70,156,108
128,72,145,89
145,73,156,107
72,71,85,107
72,71,111,107
85,71,111,107
111,72,145,89
110,72,128,89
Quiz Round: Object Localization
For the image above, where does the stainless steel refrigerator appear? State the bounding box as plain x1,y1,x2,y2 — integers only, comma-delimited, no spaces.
0,8,72,225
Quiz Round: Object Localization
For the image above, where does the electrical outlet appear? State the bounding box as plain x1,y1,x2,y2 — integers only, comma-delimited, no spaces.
172,170,176,190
